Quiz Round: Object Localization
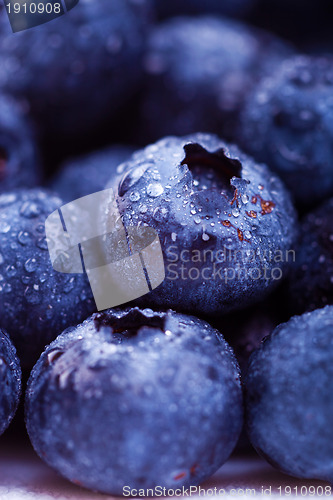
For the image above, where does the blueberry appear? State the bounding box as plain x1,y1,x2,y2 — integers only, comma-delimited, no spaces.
50,146,134,202
154,0,256,19
245,306,333,482
286,197,333,315
0,94,40,191
238,56,333,207
0,189,95,368
140,17,293,143
25,307,243,495
0,328,21,436
0,0,152,141
103,133,297,316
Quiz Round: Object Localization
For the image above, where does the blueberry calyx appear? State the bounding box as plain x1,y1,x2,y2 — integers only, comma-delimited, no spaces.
181,143,242,183
93,307,167,339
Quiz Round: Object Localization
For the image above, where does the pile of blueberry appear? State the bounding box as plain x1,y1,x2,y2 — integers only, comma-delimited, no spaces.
1,0,333,495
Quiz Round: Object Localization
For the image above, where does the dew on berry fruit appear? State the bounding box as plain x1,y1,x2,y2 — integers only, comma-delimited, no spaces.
63,277,76,294
129,191,140,202
202,233,210,241
0,193,17,207
242,194,249,204
139,204,148,214
147,183,164,198
18,231,32,245
232,208,240,217
171,233,177,242
24,287,42,304
36,237,48,250
6,266,17,278
153,207,169,221
24,258,38,273
20,201,42,218
119,165,148,197
0,221,11,233
0,253,4,265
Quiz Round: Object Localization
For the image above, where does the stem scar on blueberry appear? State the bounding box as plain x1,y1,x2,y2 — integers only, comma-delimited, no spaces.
93,310,166,339
0,147,8,181
181,143,242,183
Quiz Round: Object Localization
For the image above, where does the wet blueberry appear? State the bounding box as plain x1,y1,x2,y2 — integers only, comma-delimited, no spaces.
0,0,152,141
104,133,297,316
50,146,134,202
0,328,21,436
286,197,333,315
0,189,95,368
238,56,333,207
140,17,293,143
0,94,40,191
26,307,243,495
245,306,333,482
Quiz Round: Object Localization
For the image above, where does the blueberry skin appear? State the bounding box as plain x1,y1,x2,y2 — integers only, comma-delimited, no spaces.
0,189,95,368
0,0,152,140
0,94,40,191
26,307,243,495
0,328,21,436
141,17,293,143
104,133,297,316
50,146,134,202
238,56,333,207
154,0,256,18
245,306,333,482
286,197,333,315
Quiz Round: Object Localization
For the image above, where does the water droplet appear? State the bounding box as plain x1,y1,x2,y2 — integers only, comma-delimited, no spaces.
118,165,148,197
4,283,12,293
153,207,169,222
39,273,48,283
242,194,249,204
232,208,240,217
25,287,41,304
24,258,38,273
63,277,75,293
0,221,11,233
0,193,17,207
139,204,148,214
194,216,201,224
0,254,4,265
171,233,177,242
202,233,210,241
147,183,164,198
18,231,32,245
129,191,140,202
244,230,252,239
6,265,16,278
37,237,48,250
20,201,42,218
190,209,196,215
